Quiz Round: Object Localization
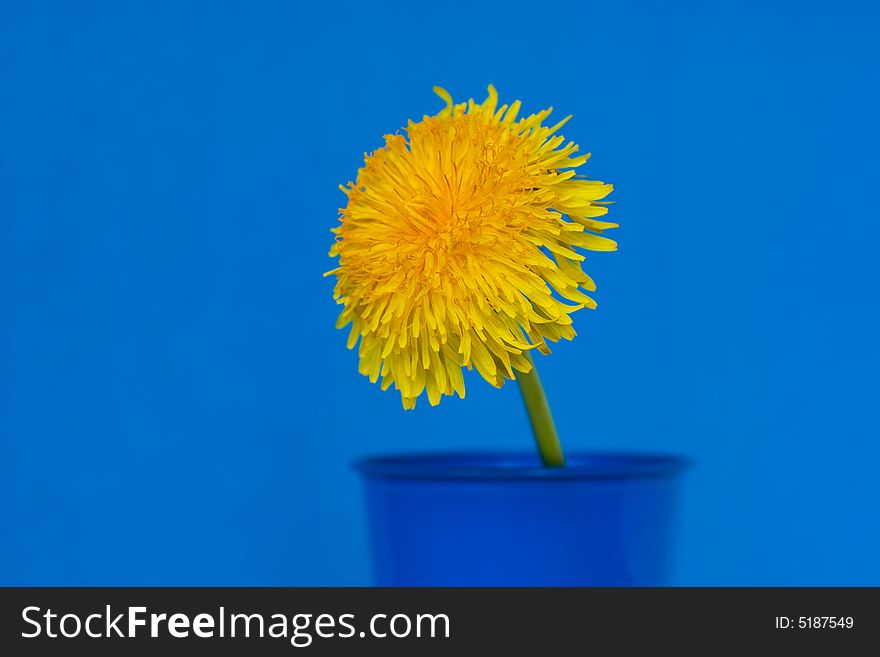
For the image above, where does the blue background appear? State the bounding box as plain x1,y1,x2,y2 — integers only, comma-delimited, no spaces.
2,0,878,585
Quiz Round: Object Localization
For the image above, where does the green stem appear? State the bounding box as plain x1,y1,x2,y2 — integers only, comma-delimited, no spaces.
516,351,565,467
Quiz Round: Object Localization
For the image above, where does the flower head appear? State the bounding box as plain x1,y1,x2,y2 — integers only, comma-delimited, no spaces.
327,86,616,409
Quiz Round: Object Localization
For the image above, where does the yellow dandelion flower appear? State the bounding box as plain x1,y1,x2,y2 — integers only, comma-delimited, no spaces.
327,85,617,409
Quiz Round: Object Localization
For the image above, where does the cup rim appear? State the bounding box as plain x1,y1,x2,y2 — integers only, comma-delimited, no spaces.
354,451,692,481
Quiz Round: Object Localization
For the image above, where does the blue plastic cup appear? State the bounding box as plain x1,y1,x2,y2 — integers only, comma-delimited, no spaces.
355,452,690,586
